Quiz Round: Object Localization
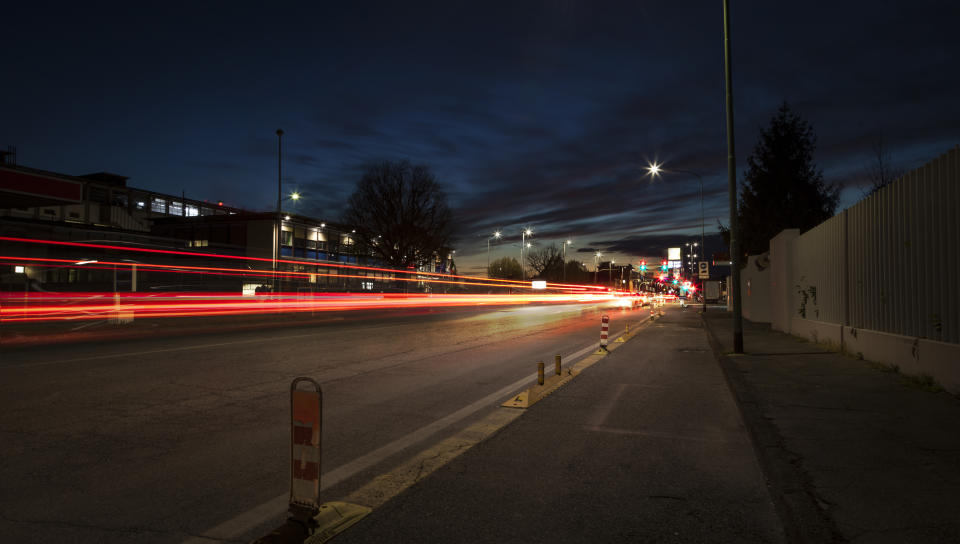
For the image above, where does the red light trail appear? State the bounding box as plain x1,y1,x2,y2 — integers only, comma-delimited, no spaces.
0,237,635,324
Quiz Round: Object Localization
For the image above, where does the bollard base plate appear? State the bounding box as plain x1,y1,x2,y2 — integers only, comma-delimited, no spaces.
304,502,371,544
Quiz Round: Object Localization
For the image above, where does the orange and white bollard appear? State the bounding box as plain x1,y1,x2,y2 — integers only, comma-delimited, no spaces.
599,314,609,352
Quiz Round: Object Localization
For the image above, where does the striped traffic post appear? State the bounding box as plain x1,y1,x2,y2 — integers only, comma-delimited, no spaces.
290,377,322,524
599,314,609,352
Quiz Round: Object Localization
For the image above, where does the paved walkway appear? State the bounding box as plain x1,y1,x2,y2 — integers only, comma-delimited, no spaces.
703,311,960,543
337,308,785,543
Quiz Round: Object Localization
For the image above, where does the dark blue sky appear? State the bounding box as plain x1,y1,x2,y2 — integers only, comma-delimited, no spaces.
3,1,958,274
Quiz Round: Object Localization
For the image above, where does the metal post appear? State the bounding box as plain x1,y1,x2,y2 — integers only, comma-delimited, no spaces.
537,361,544,385
275,128,284,294
555,354,561,376
562,242,566,283
487,238,491,277
521,230,525,282
700,175,707,313
723,0,744,353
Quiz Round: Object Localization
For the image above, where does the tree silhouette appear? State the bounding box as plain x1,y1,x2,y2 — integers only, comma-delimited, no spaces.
526,244,564,280
724,102,839,257
343,160,453,269
863,134,903,196
488,256,523,280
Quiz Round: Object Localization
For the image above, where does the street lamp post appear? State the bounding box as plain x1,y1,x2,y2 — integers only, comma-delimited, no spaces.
647,163,707,313
594,251,602,284
275,128,283,293
562,239,572,282
724,0,744,353
487,231,501,277
521,228,532,281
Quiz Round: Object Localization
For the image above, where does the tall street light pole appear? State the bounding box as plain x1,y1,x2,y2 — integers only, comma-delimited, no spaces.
487,231,501,277
275,128,283,293
724,0,744,353
521,228,532,282
562,240,572,283
594,251,602,284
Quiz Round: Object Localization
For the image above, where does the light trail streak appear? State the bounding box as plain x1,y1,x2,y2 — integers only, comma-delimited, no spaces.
0,236,607,290
0,292,625,323
0,255,607,291
0,237,636,324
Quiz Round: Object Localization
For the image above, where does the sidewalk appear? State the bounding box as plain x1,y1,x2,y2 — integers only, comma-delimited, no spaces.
703,311,960,543
336,308,786,543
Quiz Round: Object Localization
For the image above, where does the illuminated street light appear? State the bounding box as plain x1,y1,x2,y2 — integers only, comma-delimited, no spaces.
562,239,573,282
594,251,602,283
290,191,301,201
487,230,502,277
521,227,533,281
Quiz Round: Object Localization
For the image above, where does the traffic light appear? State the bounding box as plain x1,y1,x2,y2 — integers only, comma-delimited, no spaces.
661,260,668,272
640,260,646,272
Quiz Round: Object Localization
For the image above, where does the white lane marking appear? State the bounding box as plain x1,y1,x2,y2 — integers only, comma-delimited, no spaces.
181,340,602,543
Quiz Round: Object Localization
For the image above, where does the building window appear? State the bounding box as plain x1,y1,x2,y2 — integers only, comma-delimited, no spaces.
136,201,146,210
169,201,183,216
89,186,109,203
281,230,293,246
185,204,199,217
151,197,166,213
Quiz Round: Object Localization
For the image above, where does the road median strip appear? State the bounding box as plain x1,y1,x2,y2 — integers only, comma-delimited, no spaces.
502,315,649,410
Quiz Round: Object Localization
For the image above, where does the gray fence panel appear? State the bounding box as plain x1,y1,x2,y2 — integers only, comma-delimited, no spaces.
795,146,959,343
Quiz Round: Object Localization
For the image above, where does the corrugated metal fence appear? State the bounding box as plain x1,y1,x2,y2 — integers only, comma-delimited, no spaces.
790,146,959,344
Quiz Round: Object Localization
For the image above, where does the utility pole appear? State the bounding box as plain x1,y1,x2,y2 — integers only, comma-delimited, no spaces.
723,0,743,353
275,129,284,293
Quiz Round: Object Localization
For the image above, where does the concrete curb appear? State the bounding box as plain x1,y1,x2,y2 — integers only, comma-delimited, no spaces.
701,313,843,544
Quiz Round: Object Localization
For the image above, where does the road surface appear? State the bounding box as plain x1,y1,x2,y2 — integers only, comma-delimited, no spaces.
1,301,635,543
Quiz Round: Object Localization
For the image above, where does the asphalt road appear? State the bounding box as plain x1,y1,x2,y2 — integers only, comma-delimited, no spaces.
0,301,637,543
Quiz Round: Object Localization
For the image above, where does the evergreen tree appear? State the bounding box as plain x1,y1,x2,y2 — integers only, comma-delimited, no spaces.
726,102,839,257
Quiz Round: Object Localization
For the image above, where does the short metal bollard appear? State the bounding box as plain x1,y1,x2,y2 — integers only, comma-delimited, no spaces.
537,361,545,385
555,354,562,376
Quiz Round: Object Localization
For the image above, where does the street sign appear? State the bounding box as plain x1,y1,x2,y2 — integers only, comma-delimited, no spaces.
698,261,709,279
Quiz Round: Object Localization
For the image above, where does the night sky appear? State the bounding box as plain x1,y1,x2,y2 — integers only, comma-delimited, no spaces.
3,1,958,274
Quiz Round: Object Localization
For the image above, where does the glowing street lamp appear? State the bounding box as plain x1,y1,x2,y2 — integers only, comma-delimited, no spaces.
521,228,533,281
487,230,502,277
562,239,573,282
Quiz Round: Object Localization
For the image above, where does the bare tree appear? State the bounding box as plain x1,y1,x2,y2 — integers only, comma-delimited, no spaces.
526,244,564,279
342,160,453,269
864,135,904,196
